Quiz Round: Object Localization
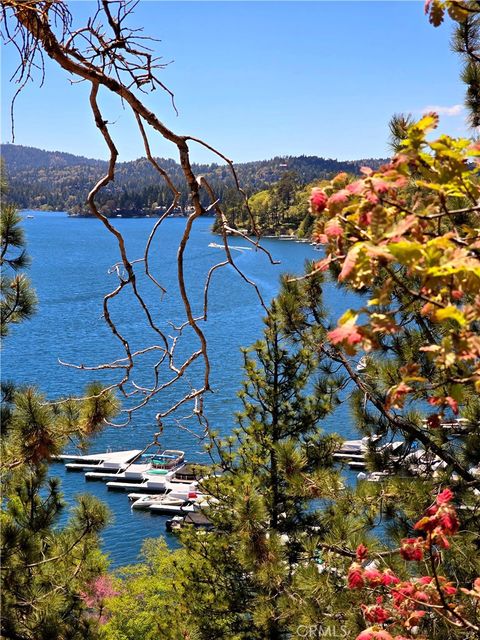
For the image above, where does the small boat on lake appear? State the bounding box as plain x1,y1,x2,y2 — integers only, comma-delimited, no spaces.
143,449,185,470
130,487,199,510
150,493,216,515
208,242,251,252
333,436,381,462
356,448,447,482
107,474,192,494
86,449,185,485
348,441,406,469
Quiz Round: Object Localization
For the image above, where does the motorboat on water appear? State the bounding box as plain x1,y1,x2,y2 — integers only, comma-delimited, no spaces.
356,448,447,482
333,436,382,463
348,441,406,469
150,493,216,514
143,450,185,470
357,470,390,482
107,473,196,494
130,486,200,510
208,242,251,251
86,449,185,486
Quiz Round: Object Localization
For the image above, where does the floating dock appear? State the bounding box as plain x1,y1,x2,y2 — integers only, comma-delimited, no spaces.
55,450,142,472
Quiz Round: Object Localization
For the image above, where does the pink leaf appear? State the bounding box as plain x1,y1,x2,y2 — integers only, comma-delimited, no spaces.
338,246,360,281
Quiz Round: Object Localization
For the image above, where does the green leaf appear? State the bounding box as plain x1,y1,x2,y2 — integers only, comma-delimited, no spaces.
387,241,423,263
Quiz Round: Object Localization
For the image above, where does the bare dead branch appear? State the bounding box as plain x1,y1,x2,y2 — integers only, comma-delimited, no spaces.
1,0,279,437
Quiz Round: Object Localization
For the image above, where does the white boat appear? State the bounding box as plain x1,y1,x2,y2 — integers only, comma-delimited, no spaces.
333,436,381,461
89,449,185,486
404,449,446,475
357,471,391,482
150,493,217,515
108,474,195,493
357,449,446,481
131,487,199,510
421,417,469,434
150,501,196,515
348,441,406,469
208,242,251,252
142,449,185,470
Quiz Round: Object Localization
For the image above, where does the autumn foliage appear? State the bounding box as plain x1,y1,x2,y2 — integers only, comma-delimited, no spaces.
347,490,479,639
311,112,480,419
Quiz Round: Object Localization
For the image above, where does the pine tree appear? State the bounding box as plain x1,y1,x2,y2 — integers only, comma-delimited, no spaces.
451,9,480,128
1,384,120,640
1,181,120,639
165,299,345,639
1,203,37,337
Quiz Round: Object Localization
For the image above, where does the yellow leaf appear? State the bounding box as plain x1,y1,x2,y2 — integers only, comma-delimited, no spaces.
338,309,358,327
435,305,466,326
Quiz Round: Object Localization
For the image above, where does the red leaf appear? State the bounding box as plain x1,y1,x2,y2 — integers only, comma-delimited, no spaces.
328,324,363,347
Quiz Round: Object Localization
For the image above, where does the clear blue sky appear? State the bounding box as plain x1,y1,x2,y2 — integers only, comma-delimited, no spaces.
1,1,469,164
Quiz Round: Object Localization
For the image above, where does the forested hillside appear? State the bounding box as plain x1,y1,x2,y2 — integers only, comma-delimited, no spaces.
1,144,386,217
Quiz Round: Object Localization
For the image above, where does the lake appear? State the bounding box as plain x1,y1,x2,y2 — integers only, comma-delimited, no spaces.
3,211,358,567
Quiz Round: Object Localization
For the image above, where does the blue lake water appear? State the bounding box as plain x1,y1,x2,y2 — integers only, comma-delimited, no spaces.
3,211,359,567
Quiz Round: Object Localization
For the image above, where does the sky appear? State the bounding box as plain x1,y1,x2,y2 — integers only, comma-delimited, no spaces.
0,1,470,164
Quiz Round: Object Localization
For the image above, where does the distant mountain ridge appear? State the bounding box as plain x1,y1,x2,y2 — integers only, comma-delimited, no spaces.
1,144,388,216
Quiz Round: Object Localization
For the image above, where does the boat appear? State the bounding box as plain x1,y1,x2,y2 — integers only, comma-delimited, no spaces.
356,448,447,481
149,493,216,515
208,242,251,252
421,417,469,434
357,471,391,482
404,449,446,476
87,449,185,485
26,215,34,219
107,473,194,494
130,487,199,510
348,441,406,469
143,449,185,470
333,436,381,462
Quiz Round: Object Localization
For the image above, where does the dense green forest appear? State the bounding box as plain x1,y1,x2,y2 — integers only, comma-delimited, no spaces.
1,143,385,220
221,172,326,237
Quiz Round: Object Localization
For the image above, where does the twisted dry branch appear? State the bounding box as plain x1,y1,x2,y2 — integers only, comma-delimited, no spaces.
2,0,279,436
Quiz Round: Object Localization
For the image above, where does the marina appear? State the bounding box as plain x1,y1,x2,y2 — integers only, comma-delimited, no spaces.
1,213,365,566
54,448,214,519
